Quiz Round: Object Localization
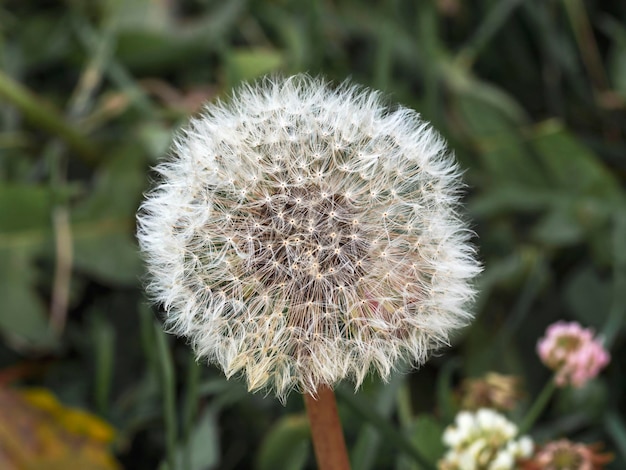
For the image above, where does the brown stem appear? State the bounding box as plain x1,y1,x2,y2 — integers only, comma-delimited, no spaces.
304,385,351,470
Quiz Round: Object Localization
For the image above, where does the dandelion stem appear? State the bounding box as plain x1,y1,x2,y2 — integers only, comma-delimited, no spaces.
519,378,557,435
304,385,351,470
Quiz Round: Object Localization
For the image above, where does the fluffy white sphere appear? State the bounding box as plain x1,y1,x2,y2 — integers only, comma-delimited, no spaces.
137,75,480,400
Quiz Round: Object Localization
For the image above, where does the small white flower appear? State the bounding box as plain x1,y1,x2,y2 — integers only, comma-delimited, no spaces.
438,408,533,470
138,75,481,400
512,436,534,458
443,428,460,447
467,438,488,464
457,411,476,434
476,409,497,429
489,450,513,470
460,453,478,470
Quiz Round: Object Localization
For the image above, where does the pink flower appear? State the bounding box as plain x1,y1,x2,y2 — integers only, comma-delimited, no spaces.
527,439,613,470
537,321,610,387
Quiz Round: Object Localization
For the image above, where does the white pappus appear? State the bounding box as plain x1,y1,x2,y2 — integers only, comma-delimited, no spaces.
137,75,481,401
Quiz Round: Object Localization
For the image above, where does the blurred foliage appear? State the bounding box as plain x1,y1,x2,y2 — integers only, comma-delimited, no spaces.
0,386,119,469
1,0,625,468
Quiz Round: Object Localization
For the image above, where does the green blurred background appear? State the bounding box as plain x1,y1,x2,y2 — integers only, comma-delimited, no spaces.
1,0,625,468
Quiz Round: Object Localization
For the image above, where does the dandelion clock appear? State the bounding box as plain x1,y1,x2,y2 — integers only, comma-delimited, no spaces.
138,75,481,469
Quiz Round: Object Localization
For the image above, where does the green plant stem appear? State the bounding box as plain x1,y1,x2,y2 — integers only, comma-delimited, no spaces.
351,375,405,470
602,210,626,348
336,389,435,470
457,0,524,68
183,355,201,470
139,304,157,367
93,314,115,417
416,0,441,126
154,323,178,470
48,14,113,335
604,413,626,462
49,206,72,334
562,0,609,92
519,378,557,435
0,70,98,163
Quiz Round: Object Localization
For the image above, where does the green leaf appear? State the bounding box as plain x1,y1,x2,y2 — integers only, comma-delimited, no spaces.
605,412,626,463
115,31,199,73
473,249,538,313
436,359,460,423
227,48,285,85
113,0,245,73
453,93,542,187
177,407,220,470
337,389,435,470
408,415,445,468
16,14,75,69
563,265,611,329
256,414,310,470
609,46,626,99
111,0,172,32
529,121,622,200
137,122,174,161
531,207,584,246
602,16,626,99
73,231,141,286
352,374,406,470
0,184,52,235
257,6,308,72
69,146,145,285
73,144,146,219
443,60,528,125
554,380,608,421
0,185,56,346
112,0,197,73
469,185,552,217
0,249,56,347
90,312,115,416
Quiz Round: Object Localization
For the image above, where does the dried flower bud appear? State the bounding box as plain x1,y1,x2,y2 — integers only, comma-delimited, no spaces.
537,321,610,388
137,75,481,400
460,373,523,412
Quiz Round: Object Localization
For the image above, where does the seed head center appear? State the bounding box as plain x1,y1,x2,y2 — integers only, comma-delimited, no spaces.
239,187,369,294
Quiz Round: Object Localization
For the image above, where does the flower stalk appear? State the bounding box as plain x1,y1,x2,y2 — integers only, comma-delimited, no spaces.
304,385,350,470
518,378,556,435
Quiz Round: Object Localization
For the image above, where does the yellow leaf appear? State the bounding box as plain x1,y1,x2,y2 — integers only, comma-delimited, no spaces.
0,386,120,470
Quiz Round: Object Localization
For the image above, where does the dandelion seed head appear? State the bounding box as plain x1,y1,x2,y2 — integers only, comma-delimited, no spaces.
137,75,481,401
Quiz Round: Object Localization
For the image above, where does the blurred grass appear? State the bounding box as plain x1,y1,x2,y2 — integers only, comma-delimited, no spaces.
1,0,626,468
